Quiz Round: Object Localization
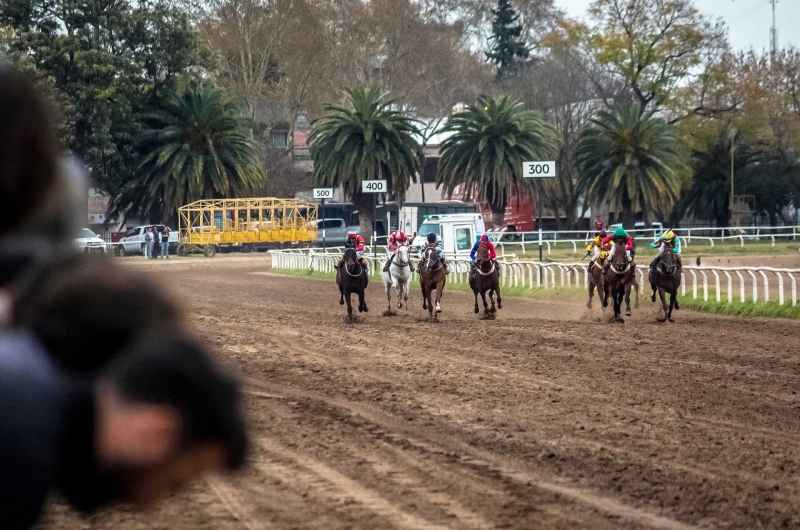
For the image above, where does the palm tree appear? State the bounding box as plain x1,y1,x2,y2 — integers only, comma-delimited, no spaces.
309,87,421,242
678,129,754,229
436,95,558,229
113,84,265,223
575,104,684,228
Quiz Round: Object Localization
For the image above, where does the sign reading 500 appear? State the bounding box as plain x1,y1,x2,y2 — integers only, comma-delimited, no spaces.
523,161,556,178
361,180,387,193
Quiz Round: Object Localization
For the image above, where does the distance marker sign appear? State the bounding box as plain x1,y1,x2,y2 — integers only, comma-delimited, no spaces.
523,161,556,178
312,188,333,199
361,180,387,193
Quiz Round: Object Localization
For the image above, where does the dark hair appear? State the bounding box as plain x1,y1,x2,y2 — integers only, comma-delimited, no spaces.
0,67,59,235
101,335,248,470
426,232,437,243
13,255,182,374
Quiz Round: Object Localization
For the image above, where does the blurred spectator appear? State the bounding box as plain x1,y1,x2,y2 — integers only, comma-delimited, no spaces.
0,335,247,527
161,226,171,259
145,227,155,260
4,255,181,376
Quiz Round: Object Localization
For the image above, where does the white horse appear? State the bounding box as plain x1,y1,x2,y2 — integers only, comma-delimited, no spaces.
382,245,411,314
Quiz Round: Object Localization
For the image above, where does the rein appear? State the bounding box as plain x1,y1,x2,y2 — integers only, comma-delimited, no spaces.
476,260,496,276
344,262,363,277
611,261,631,274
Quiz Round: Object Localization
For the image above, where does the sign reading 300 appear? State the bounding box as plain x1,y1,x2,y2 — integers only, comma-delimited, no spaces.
523,161,556,178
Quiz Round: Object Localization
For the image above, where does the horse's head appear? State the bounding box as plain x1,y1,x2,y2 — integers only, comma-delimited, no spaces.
611,243,628,272
395,245,409,265
476,244,490,263
659,245,677,275
344,247,358,266
424,246,440,268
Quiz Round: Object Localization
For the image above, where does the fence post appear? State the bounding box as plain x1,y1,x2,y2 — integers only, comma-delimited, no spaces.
790,273,797,306
747,270,758,302
776,272,784,305
759,271,769,302
723,270,733,303
712,270,721,302
735,271,745,302
701,271,708,301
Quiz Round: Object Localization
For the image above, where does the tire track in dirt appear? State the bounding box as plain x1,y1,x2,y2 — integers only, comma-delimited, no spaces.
206,477,270,530
242,385,700,530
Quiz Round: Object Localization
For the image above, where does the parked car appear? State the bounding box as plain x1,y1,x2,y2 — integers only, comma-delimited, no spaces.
74,228,106,254
312,218,360,247
117,225,179,256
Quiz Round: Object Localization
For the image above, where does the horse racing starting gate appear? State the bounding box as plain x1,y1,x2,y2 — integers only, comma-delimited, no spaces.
178,198,317,257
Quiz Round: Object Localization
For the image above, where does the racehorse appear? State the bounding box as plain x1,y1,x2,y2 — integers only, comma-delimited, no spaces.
586,256,606,309
382,245,411,315
649,245,682,322
419,246,446,320
603,243,636,321
336,247,368,319
469,245,501,315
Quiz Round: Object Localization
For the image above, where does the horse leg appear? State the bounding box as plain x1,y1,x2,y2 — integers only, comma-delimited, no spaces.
634,282,640,309
668,290,676,322
339,283,345,305
657,286,667,322
624,285,632,316
587,282,595,309
385,282,393,313
496,283,502,309
479,289,489,313
422,284,428,310
345,291,353,318
602,282,610,308
435,281,443,314
488,289,496,314
403,282,409,315
473,288,480,314
359,288,368,313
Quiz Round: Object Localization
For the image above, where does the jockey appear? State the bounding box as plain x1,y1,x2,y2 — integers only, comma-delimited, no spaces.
418,232,450,274
649,230,682,269
336,231,366,269
586,229,611,272
470,234,497,270
602,226,634,269
383,229,413,272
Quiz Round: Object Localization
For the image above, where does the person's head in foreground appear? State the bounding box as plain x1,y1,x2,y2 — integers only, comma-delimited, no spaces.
60,335,248,512
0,333,248,529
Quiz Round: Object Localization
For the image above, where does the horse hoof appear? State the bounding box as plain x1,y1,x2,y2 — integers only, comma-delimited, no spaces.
587,301,592,309
436,304,442,313
657,317,666,323
474,307,479,314
668,317,675,323
634,303,640,309
498,303,502,309
490,307,496,314
339,300,345,305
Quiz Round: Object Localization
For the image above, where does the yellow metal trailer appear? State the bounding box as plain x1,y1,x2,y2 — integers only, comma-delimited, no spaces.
177,198,318,257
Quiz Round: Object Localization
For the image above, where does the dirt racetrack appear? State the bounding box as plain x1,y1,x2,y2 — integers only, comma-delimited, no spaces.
39,256,800,530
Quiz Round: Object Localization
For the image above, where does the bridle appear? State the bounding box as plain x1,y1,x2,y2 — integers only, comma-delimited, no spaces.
475,253,495,276
424,247,442,271
391,245,410,268
658,245,677,275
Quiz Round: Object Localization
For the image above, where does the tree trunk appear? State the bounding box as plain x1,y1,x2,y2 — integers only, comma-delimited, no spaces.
491,209,505,230
353,191,374,243
620,193,637,231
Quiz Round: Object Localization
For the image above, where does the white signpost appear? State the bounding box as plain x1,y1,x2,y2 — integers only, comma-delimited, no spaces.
361,180,387,256
524,162,557,269
313,188,334,248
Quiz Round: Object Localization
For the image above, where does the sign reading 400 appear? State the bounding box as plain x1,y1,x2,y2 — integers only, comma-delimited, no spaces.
523,161,556,178
361,180,387,193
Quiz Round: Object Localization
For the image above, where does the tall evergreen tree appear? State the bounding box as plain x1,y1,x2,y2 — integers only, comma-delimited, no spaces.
485,0,529,79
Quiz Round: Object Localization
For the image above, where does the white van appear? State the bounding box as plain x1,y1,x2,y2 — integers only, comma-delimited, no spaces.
410,213,486,258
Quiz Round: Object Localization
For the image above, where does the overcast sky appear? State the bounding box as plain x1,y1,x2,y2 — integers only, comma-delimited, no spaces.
557,0,800,52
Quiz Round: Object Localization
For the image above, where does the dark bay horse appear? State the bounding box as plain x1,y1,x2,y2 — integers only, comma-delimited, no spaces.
649,245,682,322
469,245,501,315
419,246,446,320
336,247,368,318
587,256,606,309
604,243,636,321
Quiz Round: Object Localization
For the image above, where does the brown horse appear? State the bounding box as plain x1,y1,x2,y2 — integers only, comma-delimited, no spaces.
469,245,501,315
587,256,607,309
649,245,682,322
603,243,636,321
419,246,446,320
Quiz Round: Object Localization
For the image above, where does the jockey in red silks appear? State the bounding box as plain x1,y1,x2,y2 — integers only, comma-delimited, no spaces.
336,231,366,269
602,226,635,269
470,234,497,272
383,230,413,272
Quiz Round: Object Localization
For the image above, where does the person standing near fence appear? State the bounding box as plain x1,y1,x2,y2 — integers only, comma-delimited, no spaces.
161,226,170,259
145,227,154,259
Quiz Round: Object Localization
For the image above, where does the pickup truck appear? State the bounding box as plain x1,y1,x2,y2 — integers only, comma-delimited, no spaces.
117,225,179,256
312,218,360,247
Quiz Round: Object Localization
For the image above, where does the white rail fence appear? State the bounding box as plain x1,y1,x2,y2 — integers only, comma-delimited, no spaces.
269,249,800,307
485,225,800,254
